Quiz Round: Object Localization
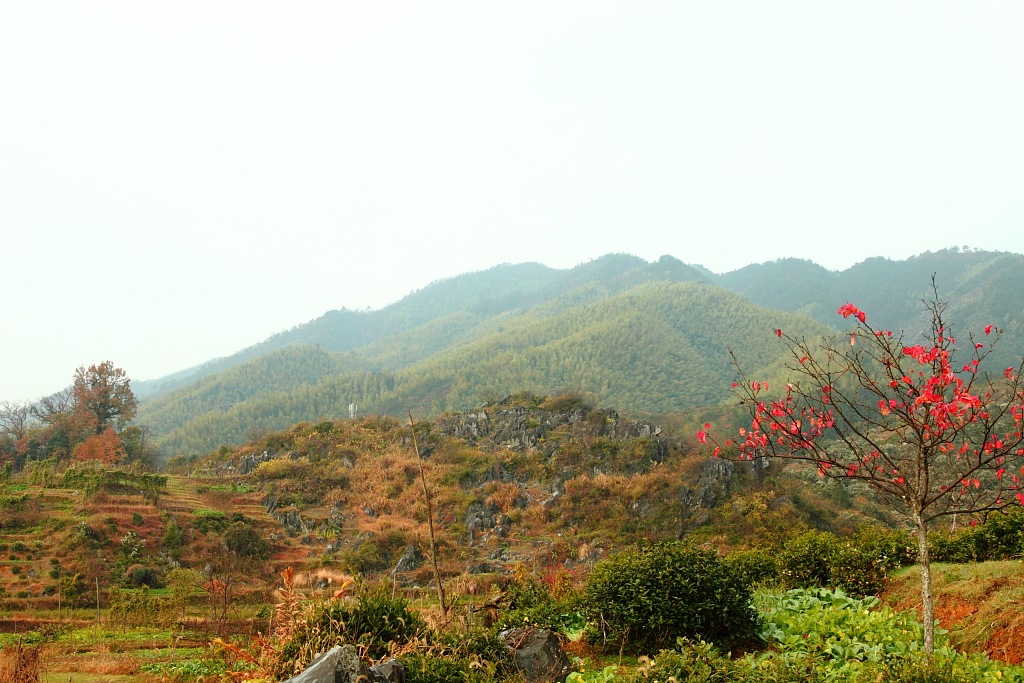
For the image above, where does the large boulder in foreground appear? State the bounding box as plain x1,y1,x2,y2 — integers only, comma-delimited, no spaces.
499,627,573,683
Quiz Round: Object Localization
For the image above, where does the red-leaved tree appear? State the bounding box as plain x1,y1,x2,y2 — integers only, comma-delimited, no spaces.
699,282,1024,653
72,425,127,464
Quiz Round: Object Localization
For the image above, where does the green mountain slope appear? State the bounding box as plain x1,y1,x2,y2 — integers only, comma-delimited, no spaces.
148,282,827,455
716,248,1024,371
137,249,1024,456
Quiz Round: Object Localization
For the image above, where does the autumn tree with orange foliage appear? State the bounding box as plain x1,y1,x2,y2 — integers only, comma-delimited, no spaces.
699,281,1024,653
72,425,128,464
72,360,137,435
19,361,140,466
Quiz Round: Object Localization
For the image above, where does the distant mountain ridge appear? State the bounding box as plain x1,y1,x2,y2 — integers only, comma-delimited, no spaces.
135,248,1024,456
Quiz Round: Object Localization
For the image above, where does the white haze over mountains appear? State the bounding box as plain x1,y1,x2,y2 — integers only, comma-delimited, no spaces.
1,2,1022,403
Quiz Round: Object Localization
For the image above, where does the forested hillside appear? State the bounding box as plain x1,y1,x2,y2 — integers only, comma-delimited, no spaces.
144,282,829,454
133,248,1024,457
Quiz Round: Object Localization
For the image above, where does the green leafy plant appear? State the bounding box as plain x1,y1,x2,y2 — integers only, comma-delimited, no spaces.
633,588,1024,683
582,541,759,652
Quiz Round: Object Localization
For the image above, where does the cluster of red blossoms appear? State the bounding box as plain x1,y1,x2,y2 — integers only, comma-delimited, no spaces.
697,302,1024,496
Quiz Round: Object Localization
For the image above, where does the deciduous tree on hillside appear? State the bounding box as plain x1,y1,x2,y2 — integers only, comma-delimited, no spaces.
72,360,137,434
17,362,140,465
698,281,1024,653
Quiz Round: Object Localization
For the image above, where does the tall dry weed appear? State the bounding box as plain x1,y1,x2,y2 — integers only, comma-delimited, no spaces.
0,642,42,683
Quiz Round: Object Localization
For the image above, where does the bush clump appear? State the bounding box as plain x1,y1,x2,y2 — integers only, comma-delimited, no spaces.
282,586,426,665
582,541,758,653
223,522,271,560
778,527,912,597
724,547,781,587
493,567,583,634
929,508,1024,563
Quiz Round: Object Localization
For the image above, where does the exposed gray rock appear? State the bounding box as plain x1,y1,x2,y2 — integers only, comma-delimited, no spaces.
435,397,674,469
335,644,370,683
693,457,735,509
369,658,406,683
499,627,573,683
392,544,423,574
281,644,368,683
464,502,501,545
274,506,313,536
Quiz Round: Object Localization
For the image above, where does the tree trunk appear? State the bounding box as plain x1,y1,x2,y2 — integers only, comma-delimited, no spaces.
914,513,935,654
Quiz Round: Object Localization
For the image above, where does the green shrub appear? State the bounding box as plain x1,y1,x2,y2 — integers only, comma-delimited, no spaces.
193,509,229,534
403,653,498,683
779,527,909,597
859,652,1024,682
929,530,979,563
779,530,840,588
125,564,163,588
724,548,781,586
853,525,915,569
162,518,184,559
223,522,271,560
930,509,1024,563
632,639,821,683
342,539,389,575
493,568,584,634
582,541,758,653
282,586,426,664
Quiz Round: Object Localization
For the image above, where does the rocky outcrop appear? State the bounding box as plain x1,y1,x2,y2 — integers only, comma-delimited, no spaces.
464,502,512,546
436,396,674,464
391,544,423,574
263,495,316,536
499,627,573,683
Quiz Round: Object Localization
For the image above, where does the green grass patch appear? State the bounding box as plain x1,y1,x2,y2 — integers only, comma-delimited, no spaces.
205,482,252,493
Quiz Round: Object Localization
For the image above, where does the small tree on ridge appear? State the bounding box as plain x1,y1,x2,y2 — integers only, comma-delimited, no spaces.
699,281,1024,653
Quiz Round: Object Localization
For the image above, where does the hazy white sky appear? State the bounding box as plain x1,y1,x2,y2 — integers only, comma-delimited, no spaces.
2,2,1023,403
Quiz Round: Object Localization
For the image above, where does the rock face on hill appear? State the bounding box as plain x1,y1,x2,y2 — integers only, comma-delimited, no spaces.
435,396,672,460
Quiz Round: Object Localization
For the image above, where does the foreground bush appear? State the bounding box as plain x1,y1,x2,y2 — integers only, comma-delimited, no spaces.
724,547,781,587
778,526,913,597
494,566,584,634
582,542,758,653
281,586,426,666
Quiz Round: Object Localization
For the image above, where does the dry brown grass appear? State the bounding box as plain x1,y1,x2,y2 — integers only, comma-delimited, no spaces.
0,641,42,683
882,561,1024,664
46,652,139,676
484,481,522,514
